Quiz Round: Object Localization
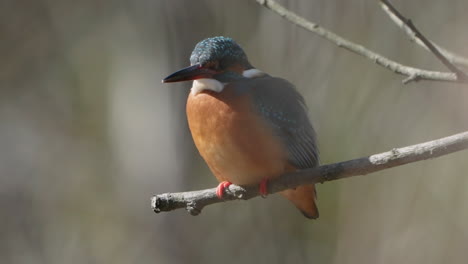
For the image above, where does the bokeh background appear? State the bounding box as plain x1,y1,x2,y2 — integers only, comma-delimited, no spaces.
1,0,468,263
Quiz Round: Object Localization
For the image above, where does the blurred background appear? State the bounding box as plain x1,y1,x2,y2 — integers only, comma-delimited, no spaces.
1,0,468,263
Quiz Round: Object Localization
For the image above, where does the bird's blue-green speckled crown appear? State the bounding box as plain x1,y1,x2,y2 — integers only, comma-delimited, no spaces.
190,36,252,70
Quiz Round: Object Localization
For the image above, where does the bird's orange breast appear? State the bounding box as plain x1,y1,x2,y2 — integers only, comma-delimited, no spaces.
186,85,287,185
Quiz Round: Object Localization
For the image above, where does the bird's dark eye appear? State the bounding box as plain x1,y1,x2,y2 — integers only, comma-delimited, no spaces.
203,61,220,71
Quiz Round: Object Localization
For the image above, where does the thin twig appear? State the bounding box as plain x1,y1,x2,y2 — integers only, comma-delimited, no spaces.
380,0,468,67
380,0,468,80
152,131,468,215
255,0,464,84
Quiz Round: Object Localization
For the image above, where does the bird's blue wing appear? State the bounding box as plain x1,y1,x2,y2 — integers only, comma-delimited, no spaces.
240,76,319,169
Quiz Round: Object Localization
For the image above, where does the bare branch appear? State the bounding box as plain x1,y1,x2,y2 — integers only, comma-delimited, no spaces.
380,0,468,68
380,0,468,80
152,131,468,215
254,0,464,84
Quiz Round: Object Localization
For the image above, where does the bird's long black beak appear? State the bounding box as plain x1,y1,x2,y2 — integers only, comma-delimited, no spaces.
162,64,216,83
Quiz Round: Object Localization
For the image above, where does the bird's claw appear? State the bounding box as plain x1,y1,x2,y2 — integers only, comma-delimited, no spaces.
259,178,269,198
216,181,232,199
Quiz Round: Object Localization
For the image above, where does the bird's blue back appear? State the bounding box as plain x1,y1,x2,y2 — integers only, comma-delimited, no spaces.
232,76,319,169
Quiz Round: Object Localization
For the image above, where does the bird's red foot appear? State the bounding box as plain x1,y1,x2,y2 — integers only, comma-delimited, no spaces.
216,181,232,199
259,178,269,198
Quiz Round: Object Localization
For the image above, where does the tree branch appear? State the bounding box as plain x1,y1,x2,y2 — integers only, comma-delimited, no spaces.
254,0,465,84
152,131,468,215
380,0,468,68
380,0,468,80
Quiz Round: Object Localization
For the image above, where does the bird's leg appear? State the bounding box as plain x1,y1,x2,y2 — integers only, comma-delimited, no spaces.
259,178,269,198
216,181,232,199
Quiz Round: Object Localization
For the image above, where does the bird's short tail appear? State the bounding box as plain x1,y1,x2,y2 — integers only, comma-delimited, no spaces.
280,184,319,219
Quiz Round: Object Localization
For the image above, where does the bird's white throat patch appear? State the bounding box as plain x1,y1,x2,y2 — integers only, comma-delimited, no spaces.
190,69,266,95
191,79,225,95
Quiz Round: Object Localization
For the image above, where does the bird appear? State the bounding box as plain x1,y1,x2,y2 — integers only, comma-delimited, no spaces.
162,36,320,219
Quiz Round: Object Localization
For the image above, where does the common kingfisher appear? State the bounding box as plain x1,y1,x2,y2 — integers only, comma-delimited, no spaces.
163,37,319,219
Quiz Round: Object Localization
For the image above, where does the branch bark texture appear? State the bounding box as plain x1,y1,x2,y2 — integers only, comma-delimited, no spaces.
379,0,468,68
152,131,468,215
379,0,468,81
255,0,465,84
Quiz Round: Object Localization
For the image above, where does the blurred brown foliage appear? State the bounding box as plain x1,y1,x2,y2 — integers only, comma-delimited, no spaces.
1,0,467,263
